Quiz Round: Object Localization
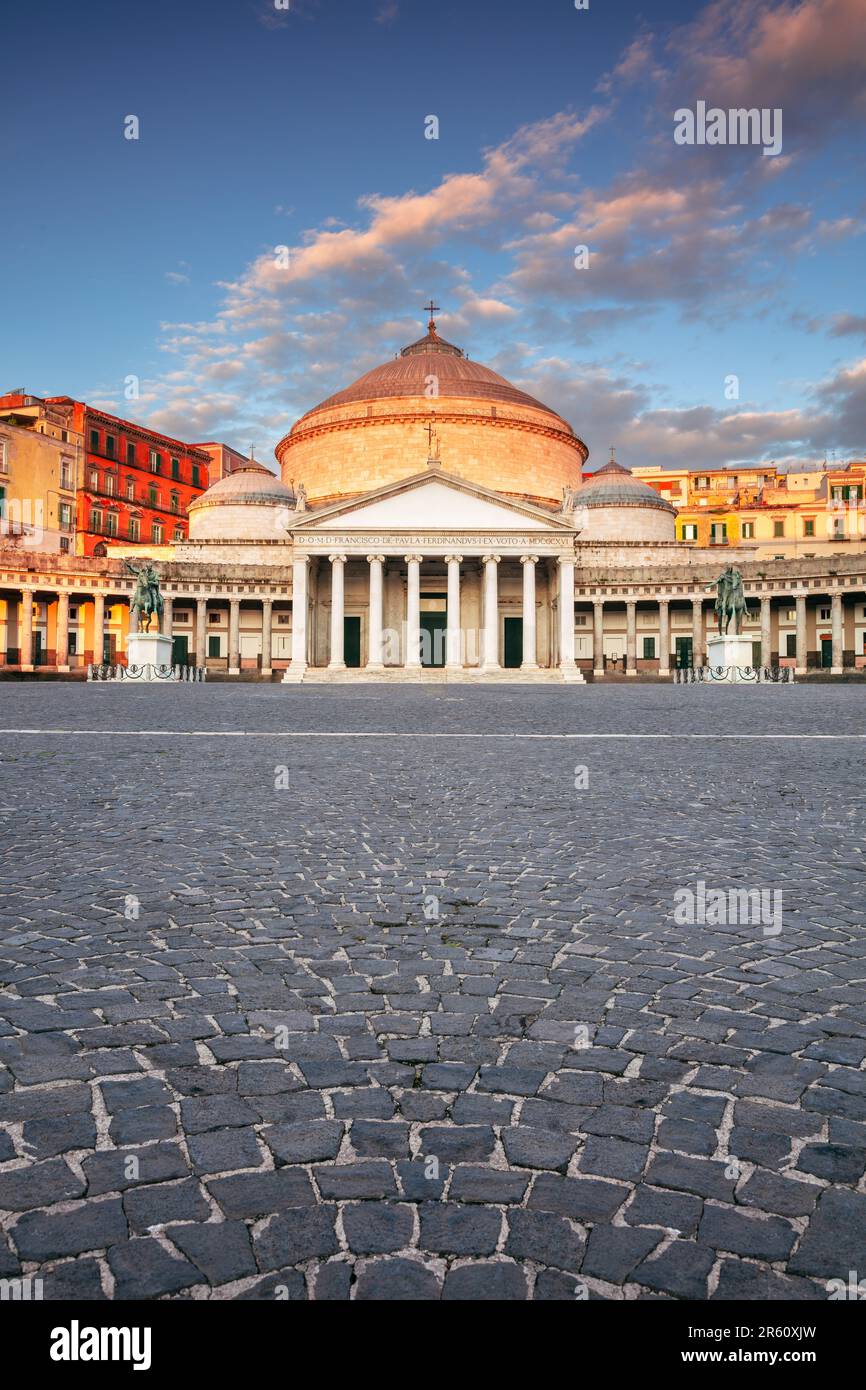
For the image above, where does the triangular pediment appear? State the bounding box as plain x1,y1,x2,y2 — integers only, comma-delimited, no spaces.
293,469,574,532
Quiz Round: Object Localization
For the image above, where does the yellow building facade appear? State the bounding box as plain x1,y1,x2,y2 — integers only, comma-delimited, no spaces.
634,461,866,558
0,405,81,553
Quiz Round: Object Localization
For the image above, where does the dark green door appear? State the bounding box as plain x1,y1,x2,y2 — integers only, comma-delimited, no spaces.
344,616,361,668
504,617,523,669
821,637,832,668
103,634,113,663
172,635,189,666
420,613,446,668
675,636,693,669
752,640,762,668
33,631,44,666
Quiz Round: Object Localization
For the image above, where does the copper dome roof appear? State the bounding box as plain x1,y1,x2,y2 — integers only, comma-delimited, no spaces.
303,324,573,428
575,460,676,511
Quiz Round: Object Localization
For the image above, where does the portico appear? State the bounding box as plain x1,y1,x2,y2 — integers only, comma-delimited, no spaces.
280,468,583,682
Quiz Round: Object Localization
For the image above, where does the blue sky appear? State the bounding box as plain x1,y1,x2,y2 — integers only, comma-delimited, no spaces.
1,0,865,471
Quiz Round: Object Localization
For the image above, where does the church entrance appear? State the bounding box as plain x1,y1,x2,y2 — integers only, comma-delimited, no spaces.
420,613,446,667
343,616,361,668
504,617,523,669
420,593,447,668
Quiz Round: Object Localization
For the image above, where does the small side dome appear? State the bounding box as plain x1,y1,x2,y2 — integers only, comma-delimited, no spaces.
574,459,676,542
188,463,297,540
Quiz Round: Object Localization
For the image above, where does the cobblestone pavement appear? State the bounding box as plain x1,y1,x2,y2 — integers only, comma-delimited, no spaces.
0,684,864,1301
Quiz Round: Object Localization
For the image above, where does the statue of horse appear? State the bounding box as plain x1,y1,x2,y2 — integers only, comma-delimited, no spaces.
125,560,164,633
707,566,753,636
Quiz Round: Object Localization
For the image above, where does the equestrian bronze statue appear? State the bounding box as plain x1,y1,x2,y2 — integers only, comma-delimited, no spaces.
125,559,164,633
706,565,753,636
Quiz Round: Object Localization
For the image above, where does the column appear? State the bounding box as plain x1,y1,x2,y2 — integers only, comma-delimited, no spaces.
366,555,385,670
658,598,671,677
691,597,704,669
405,554,422,669
328,554,347,670
593,601,604,678
55,591,70,672
625,600,637,677
228,598,240,675
795,593,807,675
558,557,576,671
261,598,273,676
831,590,843,674
19,589,34,671
760,595,772,670
445,554,463,670
290,557,309,673
162,595,173,641
520,555,539,671
93,592,105,666
196,597,207,668
481,554,501,671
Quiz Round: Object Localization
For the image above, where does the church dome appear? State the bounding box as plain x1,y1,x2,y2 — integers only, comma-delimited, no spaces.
275,317,587,508
574,460,677,542
188,463,297,540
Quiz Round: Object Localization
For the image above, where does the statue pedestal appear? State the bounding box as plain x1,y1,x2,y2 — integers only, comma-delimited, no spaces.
123,632,175,681
705,633,758,683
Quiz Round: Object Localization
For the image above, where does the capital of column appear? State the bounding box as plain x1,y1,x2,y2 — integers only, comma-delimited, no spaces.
366,553,386,566
404,553,423,566
328,553,348,567
444,553,463,565
482,553,501,566
520,554,539,567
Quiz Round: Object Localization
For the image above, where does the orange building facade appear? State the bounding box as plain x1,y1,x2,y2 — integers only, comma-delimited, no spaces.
0,393,212,557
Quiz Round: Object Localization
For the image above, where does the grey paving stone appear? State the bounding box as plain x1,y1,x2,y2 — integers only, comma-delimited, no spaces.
108,1238,200,1299
313,1162,397,1200
443,1263,528,1300
254,1206,340,1269
354,1257,441,1301
633,1241,715,1299
13,1199,128,1261
0,1159,84,1212
343,1202,414,1254
505,1210,585,1272
582,1225,662,1283
187,1126,265,1174
788,1189,866,1280
501,1127,576,1173
262,1120,343,1165
207,1168,317,1218
168,1220,258,1284
124,1179,210,1234
420,1203,502,1256
698,1205,797,1261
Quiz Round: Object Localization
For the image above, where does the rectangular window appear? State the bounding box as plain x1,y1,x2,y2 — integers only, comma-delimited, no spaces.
786,634,797,657
104,473,115,495
174,526,184,540
126,442,136,466
150,450,161,473
681,523,698,540
68,629,77,653
803,519,815,537
710,522,727,543
191,464,200,487
89,429,99,452
0,441,7,474
741,521,754,539
170,492,179,513
60,537,70,554
152,522,164,543
209,612,221,624
642,637,656,659
89,508,102,532
773,520,785,537
125,477,135,500
148,485,158,507
128,517,140,541
833,518,845,537
105,512,118,536
89,468,99,490
171,457,179,479
60,458,72,488
59,502,72,530
785,608,796,622
819,607,831,621
105,435,115,458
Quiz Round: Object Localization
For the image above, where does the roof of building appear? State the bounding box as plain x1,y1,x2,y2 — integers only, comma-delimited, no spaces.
188,463,295,509
302,320,574,428
575,460,677,512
